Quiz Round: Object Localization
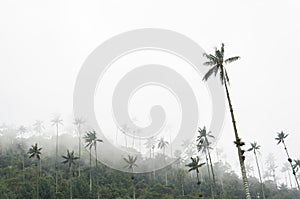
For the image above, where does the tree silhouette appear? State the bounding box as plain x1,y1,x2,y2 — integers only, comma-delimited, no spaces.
51,115,63,193
62,150,78,199
73,117,85,177
28,143,42,199
84,129,103,198
186,156,205,198
248,142,266,199
123,155,138,199
275,131,300,189
197,126,217,199
203,43,250,199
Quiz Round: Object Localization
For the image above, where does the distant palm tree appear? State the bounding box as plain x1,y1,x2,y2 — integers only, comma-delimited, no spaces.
73,117,85,177
33,120,44,174
144,137,157,159
62,150,79,199
51,115,63,193
84,130,103,198
203,43,250,199
18,125,27,182
248,142,266,199
158,137,169,185
197,126,217,199
33,120,44,137
275,131,300,189
28,143,42,199
123,155,138,199
281,163,293,188
186,156,205,198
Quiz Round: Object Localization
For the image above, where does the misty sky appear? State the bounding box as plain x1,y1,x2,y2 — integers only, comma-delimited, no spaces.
1,0,300,181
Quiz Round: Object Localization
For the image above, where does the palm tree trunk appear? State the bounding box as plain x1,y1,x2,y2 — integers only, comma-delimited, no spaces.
223,78,251,199
55,124,58,193
78,125,81,177
205,152,214,198
89,148,92,192
37,160,39,199
282,141,300,189
287,170,293,188
254,151,265,199
70,165,72,199
206,140,217,199
95,144,100,199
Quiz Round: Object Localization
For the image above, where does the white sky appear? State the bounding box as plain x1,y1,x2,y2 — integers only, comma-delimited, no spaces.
0,0,300,181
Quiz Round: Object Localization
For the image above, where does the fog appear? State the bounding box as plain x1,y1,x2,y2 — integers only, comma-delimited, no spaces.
1,0,300,186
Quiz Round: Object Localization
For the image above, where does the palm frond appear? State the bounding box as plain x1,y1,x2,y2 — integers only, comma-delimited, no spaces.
225,56,240,64
203,66,218,81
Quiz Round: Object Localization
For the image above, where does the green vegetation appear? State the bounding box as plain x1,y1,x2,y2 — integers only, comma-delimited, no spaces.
0,125,300,198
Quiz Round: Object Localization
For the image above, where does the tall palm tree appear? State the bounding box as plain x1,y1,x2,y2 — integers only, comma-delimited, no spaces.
197,126,217,199
275,131,300,189
18,125,27,182
281,162,293,188
28,143,42,199
186,156,205,198
62,150,79,199
84,130,103,198
158,137,169,185
123,155,138,199
203,43,250,199
248,142,266,199
51,115,63,193
144,137,157,159
33,120,44,175
73,117,85,177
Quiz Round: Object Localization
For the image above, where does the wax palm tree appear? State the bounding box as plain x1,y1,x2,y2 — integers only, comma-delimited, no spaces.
275,131,300,189
203,43,250,199
51,115,63,193
73,117,85,177
197,126,217,199
248,142,266,199
281,162,293,188
158,137,169,185
123,155,138,199
28,143,42,199
18,125,27,182
144,137,157,159
33,120,44,175
84,129,103,198
33,120,44,137
62,150,79,199
186,156,205,198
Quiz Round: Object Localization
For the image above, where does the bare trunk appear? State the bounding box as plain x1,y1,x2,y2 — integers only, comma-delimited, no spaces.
254,151,265,199
55,124,58,193
89,148,92,192
78,125,81,177
206,140,217,199
224,77,251,199
36,160,39,199
282,141,300,190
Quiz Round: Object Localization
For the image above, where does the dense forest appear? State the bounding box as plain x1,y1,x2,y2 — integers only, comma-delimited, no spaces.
0,122,299,199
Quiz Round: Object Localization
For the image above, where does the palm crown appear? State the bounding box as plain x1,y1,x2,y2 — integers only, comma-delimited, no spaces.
51,116,63,126
123,155,138,170
203,43,240,84
158,137,169,150
248,142,261,153
186,156,205,173
84,130,103,149
275,131,288,144
28,143,42,160
62,150,79,168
